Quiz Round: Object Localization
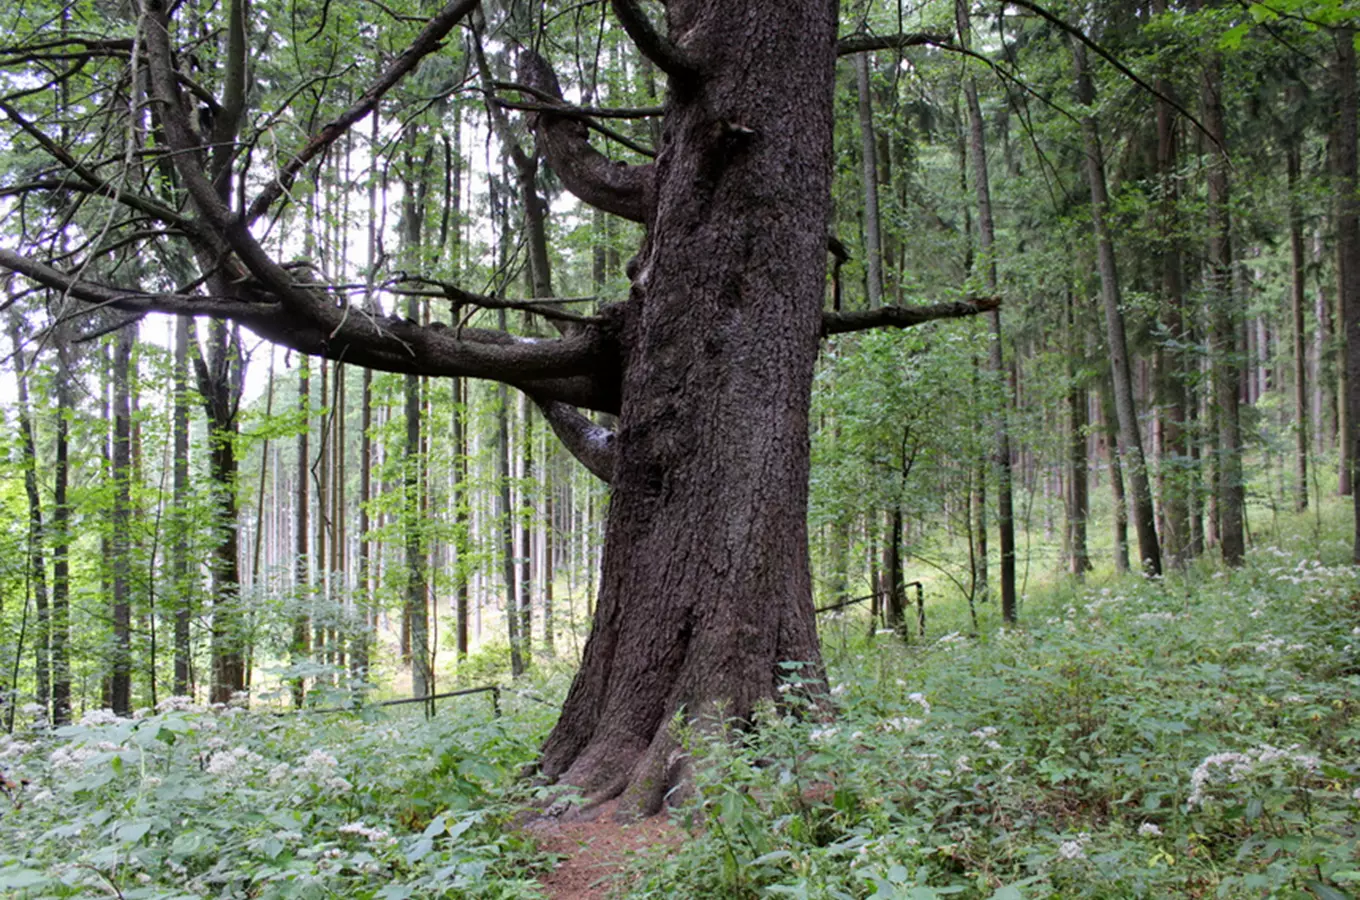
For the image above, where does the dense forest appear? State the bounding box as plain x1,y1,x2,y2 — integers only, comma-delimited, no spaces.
1,0,1359,897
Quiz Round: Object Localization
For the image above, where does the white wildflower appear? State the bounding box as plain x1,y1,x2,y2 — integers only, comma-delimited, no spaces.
339,822,396,845
206,746,263,781
267,763,291,785
1138,822,1162,837
882,717,924,733
78,709,124,727
906,693,931,714
830,683,847,697
155,695,203,714
809,727,839,743
1057,834,1090,861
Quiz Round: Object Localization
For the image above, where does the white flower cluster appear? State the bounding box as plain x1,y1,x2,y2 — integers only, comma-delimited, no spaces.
338,821,398,846
905,693,931,715
0,739,33,761
155,695,205,714
881,717,924,733
78,709,126,727
205,747,264,782
1056,832,1091,860
1137,822,1162,837
809,726,839,743
970,726,1003,752
1187,743,1321,807
935,632,969,647
293,749,352,793
49,741,128,773
1135,612,1178,624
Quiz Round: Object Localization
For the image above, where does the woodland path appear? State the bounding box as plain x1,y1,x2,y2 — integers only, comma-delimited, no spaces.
527,801,683,899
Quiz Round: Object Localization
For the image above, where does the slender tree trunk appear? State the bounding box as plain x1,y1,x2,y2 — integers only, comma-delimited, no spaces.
1202,50,1246,565
452,377,469,659
51,350,72,723
958,0,1017,618
8,320,51,717
856,52,883,310
1151,2,1192,565
1288,139,1310,512
1102,383,1131,573
292,356,310,706
111,325,135,715
519,394,535,656
1072,38,1162,575
498,375,523,677
1335,25,1360,559
172,315,192,697
1066,294,1091,576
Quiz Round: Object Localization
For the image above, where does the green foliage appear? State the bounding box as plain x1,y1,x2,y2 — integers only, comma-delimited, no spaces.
0,693,553,898
628,529,1360,899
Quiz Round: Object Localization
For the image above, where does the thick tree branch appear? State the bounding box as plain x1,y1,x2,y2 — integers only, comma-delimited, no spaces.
821,296,1000,336
0,247,614,406
609,0,698,82
836,32,946,56
518,49,655,223
244,0,481,224
534,399,615,482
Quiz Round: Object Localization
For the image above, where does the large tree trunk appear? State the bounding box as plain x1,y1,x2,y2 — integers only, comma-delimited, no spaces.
535,0,832,818
1072,38,1162,576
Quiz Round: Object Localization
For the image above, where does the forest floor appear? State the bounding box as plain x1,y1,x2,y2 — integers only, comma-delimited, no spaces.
527,800,682,899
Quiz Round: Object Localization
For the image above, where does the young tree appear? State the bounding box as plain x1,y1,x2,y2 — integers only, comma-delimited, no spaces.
0,0,993,815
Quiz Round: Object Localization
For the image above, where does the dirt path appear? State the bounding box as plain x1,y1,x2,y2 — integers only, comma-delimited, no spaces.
526,801,683,900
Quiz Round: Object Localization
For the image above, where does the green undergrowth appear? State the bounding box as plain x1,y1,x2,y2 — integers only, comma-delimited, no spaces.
0,669,572,899
631,530,1360,899
3,525,1358,899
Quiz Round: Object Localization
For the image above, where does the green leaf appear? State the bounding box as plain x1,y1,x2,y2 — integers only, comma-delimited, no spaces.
115,821,152,844
0,869,49,889
1305,882,1352,900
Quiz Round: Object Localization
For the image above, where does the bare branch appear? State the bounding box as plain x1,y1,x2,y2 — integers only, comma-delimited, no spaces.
388,276,606,325
244,0,481,224
490,92,656,157
518,49,655,223
534,399,615,482
609,0,698,82
821,296,1001,336
836,32,945,56
1002,0,1221,153
491,82,663,118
